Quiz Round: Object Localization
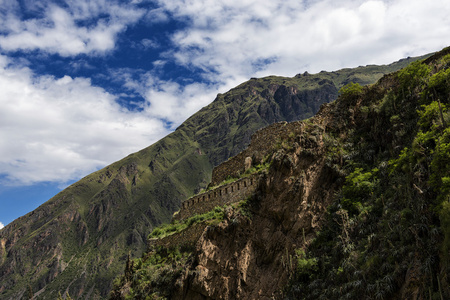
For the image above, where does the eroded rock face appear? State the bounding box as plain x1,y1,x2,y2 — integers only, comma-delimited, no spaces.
171,107,341,299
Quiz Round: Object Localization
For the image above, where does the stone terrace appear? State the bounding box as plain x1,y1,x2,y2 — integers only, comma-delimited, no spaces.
211,121,305,186
174,174,261,221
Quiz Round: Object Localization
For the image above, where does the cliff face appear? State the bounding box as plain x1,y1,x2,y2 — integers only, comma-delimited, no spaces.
0,58,424,299
111,109,339,299
174,112,339,300
111,48,450,299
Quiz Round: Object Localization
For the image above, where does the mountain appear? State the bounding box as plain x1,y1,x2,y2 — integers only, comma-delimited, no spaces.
0,56,426,299
110,48,450,299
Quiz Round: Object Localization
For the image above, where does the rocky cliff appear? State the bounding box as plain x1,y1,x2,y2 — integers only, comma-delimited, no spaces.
173,112,337,300
110,48,450,299
0,56,425,299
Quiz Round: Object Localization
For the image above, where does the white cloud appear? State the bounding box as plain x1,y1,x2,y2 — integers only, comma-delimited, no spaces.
156,0,450,80
0,55,169,185
145,7,170,24
1,0,450,189
112,70,233,129
141,39,160,50
0,221,4,229
131,0,450,132
143,80,222,128
134,0,450,143
0,0,144,56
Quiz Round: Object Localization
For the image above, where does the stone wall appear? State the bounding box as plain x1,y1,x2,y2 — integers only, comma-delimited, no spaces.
149,175,261,250
148,222,206,249
211,121,305,185
174,174,260,221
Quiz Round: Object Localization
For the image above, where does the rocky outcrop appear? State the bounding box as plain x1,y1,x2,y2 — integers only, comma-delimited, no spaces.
168,105,337,300
210,121,304,185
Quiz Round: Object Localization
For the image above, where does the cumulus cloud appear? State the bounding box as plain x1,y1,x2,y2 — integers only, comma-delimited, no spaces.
132,0,450,140
157,0,450,80
1,0,450,189
0,55,169,185
0,0,144,56
143,80,223,128
0,221,4,229
145,7,170,24
133,0,450,131
110,69,230,129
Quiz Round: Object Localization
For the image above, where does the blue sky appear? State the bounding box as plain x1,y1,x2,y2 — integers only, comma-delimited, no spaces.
0,0,450,229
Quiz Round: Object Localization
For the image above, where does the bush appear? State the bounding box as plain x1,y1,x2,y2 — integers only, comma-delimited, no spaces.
397,60,430,93
295,249,318,280
341,168,378,215
427,68,450,102
339,82,363,98
417,101,447,129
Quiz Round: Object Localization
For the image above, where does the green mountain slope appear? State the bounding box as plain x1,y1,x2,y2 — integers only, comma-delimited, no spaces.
110,48,450,299
0,56,425,299
283,47,450,300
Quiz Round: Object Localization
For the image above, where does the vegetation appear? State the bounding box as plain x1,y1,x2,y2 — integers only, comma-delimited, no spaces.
108,51,449,300
111,202,246,299
149,206,225,239
341,167,379,216
110,245,194,300
0,52,429,299
339,82,364,98
285,54,450,299
57,291,74,300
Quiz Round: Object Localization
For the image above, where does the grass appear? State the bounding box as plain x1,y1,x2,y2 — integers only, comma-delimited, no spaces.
149,206,225,239
196,160,271,196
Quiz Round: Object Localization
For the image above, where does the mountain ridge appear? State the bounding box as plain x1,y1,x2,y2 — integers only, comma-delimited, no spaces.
110,47,450,299
0,54,428,299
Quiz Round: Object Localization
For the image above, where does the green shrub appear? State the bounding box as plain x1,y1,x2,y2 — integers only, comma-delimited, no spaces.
295,249,318,279
418,101,447,129
111,245,193,299
341,168,379,215
339,82,363,98
430,128,450,194
427,68,450,101
149,206,225,239
397,60,430,93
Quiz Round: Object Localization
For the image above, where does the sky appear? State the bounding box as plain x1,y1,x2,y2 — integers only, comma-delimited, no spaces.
0,0,449,229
